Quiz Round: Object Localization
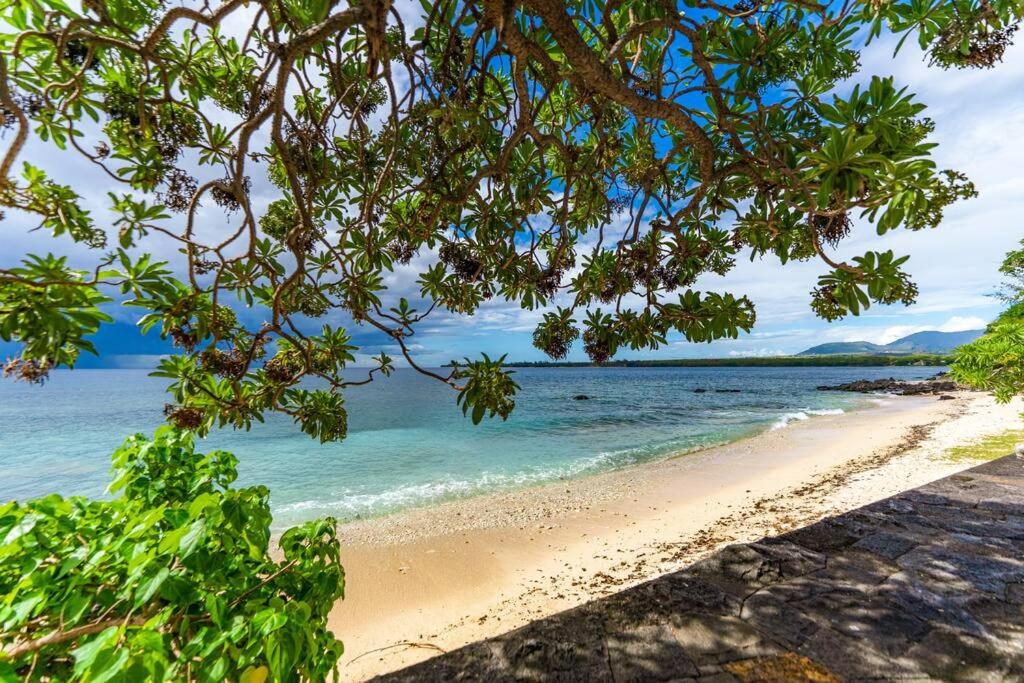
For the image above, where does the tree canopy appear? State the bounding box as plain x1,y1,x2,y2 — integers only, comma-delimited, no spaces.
3,0,1021,439
3,0,1023,679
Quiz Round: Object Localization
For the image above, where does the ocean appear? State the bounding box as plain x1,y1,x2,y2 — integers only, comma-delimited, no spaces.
0,366,941,528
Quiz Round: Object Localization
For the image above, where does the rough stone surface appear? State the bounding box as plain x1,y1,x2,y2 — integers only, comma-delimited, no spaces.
373,457,1024,682
816,377,962,395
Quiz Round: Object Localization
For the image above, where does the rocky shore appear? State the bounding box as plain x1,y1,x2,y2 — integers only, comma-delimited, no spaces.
817,375,961,396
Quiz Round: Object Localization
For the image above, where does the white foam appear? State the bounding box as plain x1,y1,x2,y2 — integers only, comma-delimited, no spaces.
771,408,844,430
274,446,652,522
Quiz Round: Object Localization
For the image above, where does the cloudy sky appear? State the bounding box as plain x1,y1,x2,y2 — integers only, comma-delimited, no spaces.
4,21,1022,367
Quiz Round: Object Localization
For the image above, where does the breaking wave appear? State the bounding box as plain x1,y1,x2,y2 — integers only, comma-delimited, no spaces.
770,408,845,431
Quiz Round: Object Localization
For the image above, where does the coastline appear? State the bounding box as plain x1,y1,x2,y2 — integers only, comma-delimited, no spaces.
325,391,1022,680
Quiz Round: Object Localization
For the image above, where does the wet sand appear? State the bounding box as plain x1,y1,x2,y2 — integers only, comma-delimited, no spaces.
322,392,1022,680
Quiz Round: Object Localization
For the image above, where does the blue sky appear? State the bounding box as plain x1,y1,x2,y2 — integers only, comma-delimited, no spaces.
4,22,1023,367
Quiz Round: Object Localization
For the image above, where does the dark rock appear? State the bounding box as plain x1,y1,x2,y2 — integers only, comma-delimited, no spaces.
714,389,741,393
688,541,825,591
896,536,1024,596
876,572,989,638
781,516,874,552
797,627,918,680
693,388,707,393
667,614,780,667
853,531,918,560
905,629,1014,681
572,394,590,400
605,623,699,680
939,394,956,400
816,378,962,395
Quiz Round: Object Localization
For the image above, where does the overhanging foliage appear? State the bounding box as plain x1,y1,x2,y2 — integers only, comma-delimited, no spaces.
2,0,1019,438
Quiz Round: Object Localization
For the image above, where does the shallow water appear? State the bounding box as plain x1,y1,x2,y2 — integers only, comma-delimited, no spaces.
0,366,940,527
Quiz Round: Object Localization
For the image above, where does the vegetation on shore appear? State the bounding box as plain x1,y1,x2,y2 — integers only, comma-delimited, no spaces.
944,428,1024,463
0,429,344,680
952,240,1024,403
2,0,1023,679
506,354,951,368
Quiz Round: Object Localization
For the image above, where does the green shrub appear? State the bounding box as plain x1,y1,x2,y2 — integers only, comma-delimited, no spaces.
0,428,344,681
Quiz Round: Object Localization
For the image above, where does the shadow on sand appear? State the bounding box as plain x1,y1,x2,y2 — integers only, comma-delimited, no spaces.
373,456,1024,681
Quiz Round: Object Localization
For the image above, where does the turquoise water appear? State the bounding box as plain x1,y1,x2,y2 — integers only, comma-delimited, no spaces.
0,366,940,528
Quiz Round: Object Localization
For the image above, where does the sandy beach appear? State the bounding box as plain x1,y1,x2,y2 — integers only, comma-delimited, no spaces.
325,391,1023,680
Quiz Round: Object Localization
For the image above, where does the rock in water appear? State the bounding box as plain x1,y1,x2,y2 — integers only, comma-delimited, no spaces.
572,394,590,400
816,378,962,395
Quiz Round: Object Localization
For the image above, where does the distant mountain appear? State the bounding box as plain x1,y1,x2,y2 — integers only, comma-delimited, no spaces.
796,341,887,355
880,329,986,354
798,329,984,356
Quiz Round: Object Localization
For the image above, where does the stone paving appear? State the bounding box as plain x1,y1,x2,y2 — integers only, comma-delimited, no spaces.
373,456,1024,681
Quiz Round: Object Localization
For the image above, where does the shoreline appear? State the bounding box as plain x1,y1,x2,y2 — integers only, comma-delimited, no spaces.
274,393,884,532
325,391,1022,680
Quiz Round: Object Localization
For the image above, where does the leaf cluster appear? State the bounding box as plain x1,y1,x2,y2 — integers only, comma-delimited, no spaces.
0,428,345,681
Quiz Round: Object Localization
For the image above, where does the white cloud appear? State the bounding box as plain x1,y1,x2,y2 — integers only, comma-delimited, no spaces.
937,316,989,332
727,348,786,358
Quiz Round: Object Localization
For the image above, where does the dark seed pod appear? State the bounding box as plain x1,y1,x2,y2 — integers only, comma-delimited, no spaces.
535,265,563,299
2,358,50,384
211,177,251,213
264,356,298,383
158,168,199,213
387,239,416,265
438,243,482,281
169,327,198,352
200,348,247,379
532,321,578,360
164,404,205,430
582,329,612,364
809,211,852,249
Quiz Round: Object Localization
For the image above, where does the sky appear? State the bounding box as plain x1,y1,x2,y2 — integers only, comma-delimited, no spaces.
3,18,1023,367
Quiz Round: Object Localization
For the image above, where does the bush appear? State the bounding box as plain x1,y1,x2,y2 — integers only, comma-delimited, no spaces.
0,428,344,681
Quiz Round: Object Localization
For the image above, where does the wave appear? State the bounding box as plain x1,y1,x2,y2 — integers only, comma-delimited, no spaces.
770,408,845,431
273,444,665,524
